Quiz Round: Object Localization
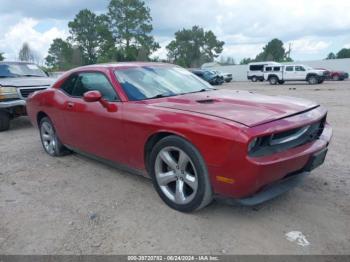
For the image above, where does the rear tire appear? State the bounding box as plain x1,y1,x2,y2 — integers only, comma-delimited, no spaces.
251,76,258,82
0,111,10,132
269,76,278,85
39,117,70,156
149,136,213,212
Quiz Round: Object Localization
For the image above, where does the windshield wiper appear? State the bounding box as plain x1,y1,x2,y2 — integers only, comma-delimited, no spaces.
148,93,174,99
180,88,216,95
21,74,44,77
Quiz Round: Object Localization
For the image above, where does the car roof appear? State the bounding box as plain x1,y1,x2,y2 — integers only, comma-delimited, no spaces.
79,61,173,69
248,61,280,66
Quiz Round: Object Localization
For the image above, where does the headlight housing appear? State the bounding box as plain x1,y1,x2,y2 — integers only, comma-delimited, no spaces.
248,137,259,152
0,86,19,100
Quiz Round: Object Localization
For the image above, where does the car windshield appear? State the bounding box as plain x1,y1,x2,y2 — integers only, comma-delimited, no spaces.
0,63,47,78
114,66,214,101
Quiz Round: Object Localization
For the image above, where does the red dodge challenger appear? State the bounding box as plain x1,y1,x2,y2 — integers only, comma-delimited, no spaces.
26,62,332,212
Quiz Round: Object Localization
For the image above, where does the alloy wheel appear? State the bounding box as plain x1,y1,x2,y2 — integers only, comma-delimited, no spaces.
40,121,56,155
155,146,198,205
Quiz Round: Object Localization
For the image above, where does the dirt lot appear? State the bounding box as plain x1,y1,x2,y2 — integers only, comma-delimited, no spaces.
0,80,349,255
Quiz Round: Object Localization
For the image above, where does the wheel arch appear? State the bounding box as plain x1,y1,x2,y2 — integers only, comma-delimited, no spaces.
306,73,317,79
144,131,187,172
37,111,49,127
268,74,279,80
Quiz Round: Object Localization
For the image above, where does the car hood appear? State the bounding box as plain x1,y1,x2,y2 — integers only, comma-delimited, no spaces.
149,89,319,127
0,77,55,88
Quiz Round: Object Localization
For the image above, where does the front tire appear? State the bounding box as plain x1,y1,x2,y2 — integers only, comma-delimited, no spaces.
269,76,278,85
39,117,70,156
149,136,213,212
308,75,318,85
251,76,258,82
0,111,10,132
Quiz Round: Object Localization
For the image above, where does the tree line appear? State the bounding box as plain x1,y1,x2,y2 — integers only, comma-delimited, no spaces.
2,1,350,67
325,48,350,60
239,38,293,65
44,0,224,70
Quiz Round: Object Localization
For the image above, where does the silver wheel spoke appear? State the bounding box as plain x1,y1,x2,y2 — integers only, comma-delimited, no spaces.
184,173,197,191
42,134,51,141
160,150,177,170
157,171,176,186
178,151,189,171
175,179,186,204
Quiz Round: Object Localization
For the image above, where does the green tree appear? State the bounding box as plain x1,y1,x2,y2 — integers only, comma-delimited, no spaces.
219,56,235,65
107,0,159,61
240,57,253,65
0,52,4,61
326,52,336,59
255,38,287,62
45,38,74,70
166,26,224,68
336,48,350,58
18,42,35,62
68,9,109,64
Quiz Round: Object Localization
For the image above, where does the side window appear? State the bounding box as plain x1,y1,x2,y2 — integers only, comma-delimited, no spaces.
250,65,264,71
265,67,272,71
295,66,305,71
286,66,294,72
60,74,78,95
273,67,281,71
72,72,119,101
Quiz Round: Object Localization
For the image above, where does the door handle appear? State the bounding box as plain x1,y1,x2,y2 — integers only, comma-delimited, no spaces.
67,102,74,109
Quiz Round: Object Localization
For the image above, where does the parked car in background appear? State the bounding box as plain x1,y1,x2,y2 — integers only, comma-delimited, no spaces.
264,64,328,85
212,70,233,82
27,62,332,212
316,68,349,81
0,61,55,131
247,61,280,82
190,69,224,85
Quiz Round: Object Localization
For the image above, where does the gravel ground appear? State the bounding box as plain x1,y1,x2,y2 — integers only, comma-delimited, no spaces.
0,80,349,255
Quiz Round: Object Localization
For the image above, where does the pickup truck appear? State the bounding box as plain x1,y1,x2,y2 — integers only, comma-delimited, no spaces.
264,64,328,85
0,61,55,131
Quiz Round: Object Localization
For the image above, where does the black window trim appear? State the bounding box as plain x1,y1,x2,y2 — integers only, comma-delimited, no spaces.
59,70,121,102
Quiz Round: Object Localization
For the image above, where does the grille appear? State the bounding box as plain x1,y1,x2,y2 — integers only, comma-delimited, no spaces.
19,87,47,99
249,117,326,157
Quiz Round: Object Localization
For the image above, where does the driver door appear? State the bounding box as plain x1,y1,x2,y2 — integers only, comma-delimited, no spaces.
60,71,128,165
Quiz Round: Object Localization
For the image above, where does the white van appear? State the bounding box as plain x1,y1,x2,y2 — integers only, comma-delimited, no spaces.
247,61,280,82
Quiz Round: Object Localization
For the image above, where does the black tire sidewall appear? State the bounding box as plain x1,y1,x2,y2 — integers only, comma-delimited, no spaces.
269,77,277,85
149,136,211,212
0,111,10,131
308,76,317,84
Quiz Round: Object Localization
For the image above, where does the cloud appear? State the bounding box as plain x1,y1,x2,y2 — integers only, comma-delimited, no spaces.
1,0,350,62
288,38,330,54
0,0,109,19
0,18,68,63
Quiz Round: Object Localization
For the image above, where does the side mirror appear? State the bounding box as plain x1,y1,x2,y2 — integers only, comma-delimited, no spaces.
83,90,102,103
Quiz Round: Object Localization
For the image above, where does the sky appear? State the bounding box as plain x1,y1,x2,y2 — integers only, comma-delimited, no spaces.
1,0,350,64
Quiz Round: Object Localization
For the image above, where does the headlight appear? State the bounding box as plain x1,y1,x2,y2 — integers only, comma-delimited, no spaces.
248,137,259,152
0,86,19,100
